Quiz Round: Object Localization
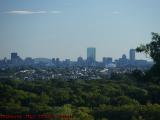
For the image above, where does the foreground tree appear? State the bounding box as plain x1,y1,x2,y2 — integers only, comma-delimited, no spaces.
137,32,160,63
136,32,160,83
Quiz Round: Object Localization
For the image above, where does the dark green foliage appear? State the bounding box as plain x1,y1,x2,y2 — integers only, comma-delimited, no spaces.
94,104,160,120
136,32,160,63
137,32,160,83
0,78,160,119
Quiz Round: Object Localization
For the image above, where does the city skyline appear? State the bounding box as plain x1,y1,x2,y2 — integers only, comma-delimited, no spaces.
0,47,152,71
1,0,160,60
0,47,152,62
1,48,145,62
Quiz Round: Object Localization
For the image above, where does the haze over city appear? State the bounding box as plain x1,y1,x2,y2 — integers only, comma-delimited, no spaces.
1,0,160,60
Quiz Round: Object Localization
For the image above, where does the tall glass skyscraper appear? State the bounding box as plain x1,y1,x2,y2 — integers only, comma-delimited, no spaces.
87,47,96,61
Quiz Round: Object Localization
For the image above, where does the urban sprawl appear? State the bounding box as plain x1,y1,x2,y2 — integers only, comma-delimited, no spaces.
0,48,153,81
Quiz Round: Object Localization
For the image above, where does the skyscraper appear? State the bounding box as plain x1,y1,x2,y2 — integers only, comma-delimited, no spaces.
130,49,136,61
87,47,96,61
11,52,18,64
55,58,60,67
11,53,18,61
52,58,56,64
11,52,22,65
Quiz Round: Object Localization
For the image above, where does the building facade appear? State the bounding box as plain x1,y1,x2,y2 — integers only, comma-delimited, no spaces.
130,49,136,61
87,47,96,61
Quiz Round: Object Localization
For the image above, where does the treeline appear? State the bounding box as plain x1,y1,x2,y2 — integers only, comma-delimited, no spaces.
1,77,160,120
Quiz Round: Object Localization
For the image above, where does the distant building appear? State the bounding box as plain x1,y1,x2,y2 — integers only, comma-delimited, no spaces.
3,57,8,64
24,57,34,65
130,49,136,61
103,57,112,66
56,58,60,66
87,47,96,61
117,54,129,67
77,56,83,62
77,56,84,66
122,54,127,60
11,53,18,61
11,52,23,65
87,47,96,65
64,59,71,67
52,58,56,65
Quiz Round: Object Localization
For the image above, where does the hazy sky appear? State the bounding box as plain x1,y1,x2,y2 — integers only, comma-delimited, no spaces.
0,0,160,61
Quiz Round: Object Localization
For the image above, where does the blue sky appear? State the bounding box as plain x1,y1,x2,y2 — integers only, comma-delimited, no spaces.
0,0,160,61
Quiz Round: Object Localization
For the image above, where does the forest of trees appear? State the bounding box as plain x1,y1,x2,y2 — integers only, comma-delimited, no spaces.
1,76,160,120
0,33,160,120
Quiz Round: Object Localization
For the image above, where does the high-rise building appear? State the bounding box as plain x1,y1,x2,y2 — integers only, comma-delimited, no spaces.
64,59,71,67
103,57,112,65
52,58,56,64
56,58,60,66
87,47,96,61
11,52,18,64
130,49,136,61
11,53,18,61
11,52,23,65
87,47,96,66
77,56,84,66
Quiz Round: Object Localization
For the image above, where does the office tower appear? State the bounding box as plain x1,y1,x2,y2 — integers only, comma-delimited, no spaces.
87,47,96,66
102,57,107,65
130,49,136,61
11,52,23,65
87,47,96,61
77,56,84,66
11,52,18,64
56,58,60,66
103,57,112,65
11,53,18,61
64,59,71,67
52,58,56,64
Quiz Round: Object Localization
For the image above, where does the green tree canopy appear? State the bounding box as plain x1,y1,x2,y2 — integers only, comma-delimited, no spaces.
136,32,160,82
136,32,160,64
